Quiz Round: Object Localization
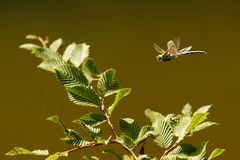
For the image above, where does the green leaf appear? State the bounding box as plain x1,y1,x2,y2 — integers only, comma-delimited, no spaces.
45,152,68,160
49,38,63,52
185,113,209,136
20,44,59,60
55,64,89,86
108,88,131,114
172,116,191,141
102,148,123,160
83,156,99,160
19,43,40,50
190,141,208,159
82,58,101,82
47,115,68,133
67,84,101,107
69,43,90,67
192,121,218,133
194,105,212,115
153,119,173,148
135,125,154,144
208,148,225,160
119,118,140,140
73,112,106,127
97,68,120,97
47,116,91,147
5,147,49,156
26,34,38,39
62,42,77,62
115,135,135,148
38,58,65,73
79,122,102,139
145,109,165,124
182,103,192,117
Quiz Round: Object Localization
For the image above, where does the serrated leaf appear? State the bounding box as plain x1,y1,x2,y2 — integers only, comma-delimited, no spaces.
182,103,192,117
168,144,196,156
190,141,208,159
194,105,212,115
82,58,101,82
73,112,106,127
145,109,165,124
97,69,120,97
192,121,218,134
79,122,102,139
115,135,135,148
50,38,63,52
62,42,77,62
61,136,91,147
5,147,49,156
119,118,140,140
153,119,173,148
108,88,131,114
135,125,154,144
47,115,90,146
208,148,225,160
45,152,68,160
67,84,101,107
172,116,191,141
185,113,209,136
55,64,89,86
38,58,65,73
20,44,59,60
70,43,90,67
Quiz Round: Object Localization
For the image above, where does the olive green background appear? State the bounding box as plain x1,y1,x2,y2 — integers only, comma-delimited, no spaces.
1,0,239,159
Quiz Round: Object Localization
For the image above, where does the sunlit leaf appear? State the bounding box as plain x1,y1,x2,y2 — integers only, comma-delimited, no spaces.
55,64,89,86
67,84,101,107
62,42,77,62
50,38,63,52
97,69,120,97
108,88,131,114
208,148,225,160
5,147,49,156
70,43,90,67
45,152,68,160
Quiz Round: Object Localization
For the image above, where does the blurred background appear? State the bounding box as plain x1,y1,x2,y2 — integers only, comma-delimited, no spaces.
1,0,239,159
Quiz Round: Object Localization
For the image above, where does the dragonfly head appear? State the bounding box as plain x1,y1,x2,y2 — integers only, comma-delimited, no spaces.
156,54,163,62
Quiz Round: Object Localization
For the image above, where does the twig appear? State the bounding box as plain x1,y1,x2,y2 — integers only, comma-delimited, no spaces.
159,140,181,160
100,104,138,160
37,36,47,48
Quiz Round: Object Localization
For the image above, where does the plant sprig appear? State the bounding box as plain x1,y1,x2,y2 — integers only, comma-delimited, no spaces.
6,35,225,160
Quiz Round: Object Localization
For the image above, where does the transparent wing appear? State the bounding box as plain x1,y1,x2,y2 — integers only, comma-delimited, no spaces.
173,37,180,51
167,40,178,54
153,43,165,55
179,46,192,53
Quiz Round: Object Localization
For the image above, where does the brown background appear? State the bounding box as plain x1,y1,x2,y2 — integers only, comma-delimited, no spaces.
1,0,239,159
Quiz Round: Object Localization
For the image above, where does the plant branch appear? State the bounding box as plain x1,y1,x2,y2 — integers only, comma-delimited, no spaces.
160,140,181,160
100,104,138,160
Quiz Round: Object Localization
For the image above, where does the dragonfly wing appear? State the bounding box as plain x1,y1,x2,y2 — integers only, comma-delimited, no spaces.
167,40,178,54
179,46,192,53
153,43,165,55
173,37,180,51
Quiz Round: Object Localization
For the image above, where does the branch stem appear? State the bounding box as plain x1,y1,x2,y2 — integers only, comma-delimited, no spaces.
160,140,181,160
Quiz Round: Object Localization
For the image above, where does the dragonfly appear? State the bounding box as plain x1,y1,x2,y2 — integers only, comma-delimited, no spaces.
153,38,207,62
